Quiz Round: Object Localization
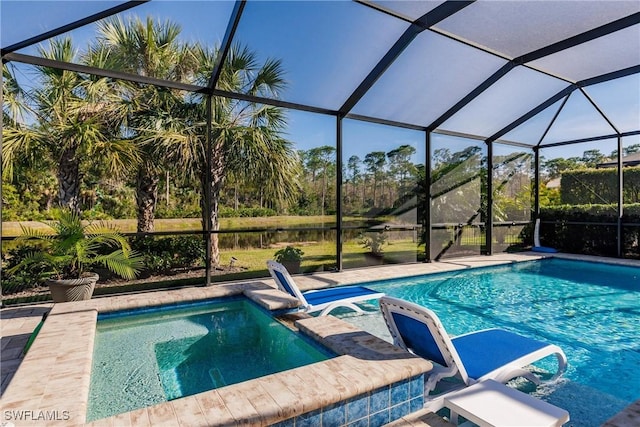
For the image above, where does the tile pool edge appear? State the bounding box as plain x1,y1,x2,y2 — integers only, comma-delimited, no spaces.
4,253,639,426
1,279,432,426
0,282,254,425
0,307,97,426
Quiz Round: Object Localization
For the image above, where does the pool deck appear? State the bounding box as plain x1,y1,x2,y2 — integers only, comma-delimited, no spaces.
1,252,639,426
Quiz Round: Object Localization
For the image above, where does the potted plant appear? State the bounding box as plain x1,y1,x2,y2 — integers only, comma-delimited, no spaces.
273,246,304,274
359,230,388,264
8,210,143,302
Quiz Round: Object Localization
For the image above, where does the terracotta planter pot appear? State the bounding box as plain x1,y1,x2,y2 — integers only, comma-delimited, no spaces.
47,273,99,303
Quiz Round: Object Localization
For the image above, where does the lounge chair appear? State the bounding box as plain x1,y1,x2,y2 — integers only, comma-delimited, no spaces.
266,260,384,316
379,296,567,398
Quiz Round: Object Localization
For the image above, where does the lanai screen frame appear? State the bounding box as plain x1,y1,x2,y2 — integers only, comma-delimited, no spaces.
2,0,640,284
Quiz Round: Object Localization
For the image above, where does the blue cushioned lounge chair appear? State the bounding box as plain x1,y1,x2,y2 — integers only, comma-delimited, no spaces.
267,260,384,316
379,296,567,401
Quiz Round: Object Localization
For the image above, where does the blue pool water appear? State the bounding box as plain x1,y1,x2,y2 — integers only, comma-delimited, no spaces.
87,298,333,421
340,258,640,427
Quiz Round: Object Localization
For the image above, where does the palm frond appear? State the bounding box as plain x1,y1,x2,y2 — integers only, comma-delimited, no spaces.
248,58,287,98
94,250,144,280
1,127,47,179
14,223,56,243
11,210,141,280
91,138,142,178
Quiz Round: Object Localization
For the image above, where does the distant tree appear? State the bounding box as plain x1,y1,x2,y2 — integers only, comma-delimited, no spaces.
387,144,416,201
626,144,640,155
611,144,640,158
542,157,581,179
430,145,484,224
347,154,361,205
431,146,482,187
364,151,387,208
580,149,606,168
432,148,452,168
304,146,335,216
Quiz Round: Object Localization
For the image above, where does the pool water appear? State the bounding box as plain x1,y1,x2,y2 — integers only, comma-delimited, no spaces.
340,258,640,427
87,298,333,421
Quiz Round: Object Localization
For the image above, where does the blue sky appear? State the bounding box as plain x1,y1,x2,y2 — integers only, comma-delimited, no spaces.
2,0,638,162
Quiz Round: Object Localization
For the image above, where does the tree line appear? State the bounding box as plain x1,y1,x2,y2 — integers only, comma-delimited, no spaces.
294,144,420,217
541,145,640,180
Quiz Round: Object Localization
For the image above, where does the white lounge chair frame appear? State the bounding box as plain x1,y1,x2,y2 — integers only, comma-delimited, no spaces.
379,296,567,410
267,260,384,316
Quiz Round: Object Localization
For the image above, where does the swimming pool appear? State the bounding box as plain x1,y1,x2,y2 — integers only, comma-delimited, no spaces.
340,258,640,427
87,297,334,421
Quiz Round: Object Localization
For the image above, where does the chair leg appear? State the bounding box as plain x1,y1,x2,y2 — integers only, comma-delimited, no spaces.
318,302,364,316
550,352,568,381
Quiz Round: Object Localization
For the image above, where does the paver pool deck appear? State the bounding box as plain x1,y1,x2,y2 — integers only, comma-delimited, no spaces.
1,252,638,426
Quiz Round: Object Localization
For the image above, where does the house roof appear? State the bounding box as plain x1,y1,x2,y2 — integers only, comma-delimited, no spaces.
597,152,640,168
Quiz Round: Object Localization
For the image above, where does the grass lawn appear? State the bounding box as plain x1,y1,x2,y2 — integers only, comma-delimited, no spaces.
216,238,424,272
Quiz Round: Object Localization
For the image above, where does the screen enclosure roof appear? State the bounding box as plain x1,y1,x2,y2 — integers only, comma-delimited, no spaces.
2,0,639,149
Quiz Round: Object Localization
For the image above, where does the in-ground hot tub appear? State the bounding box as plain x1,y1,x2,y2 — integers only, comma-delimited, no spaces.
87,297,334,421
2,279,432,426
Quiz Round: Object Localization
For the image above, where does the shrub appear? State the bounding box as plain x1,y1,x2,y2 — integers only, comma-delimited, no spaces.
2,245,52,293
273,246,304,262
538,204,625,256
359,230,388,255
219,207,277,218
131,235,205,274
0,183,47,221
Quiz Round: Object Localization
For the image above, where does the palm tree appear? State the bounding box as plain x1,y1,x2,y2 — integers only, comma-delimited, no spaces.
2,63,32,182
88,16,199,232
154,44,300,266
2,38,139,214
206,45,300,265
75,15,299,266
10,209,142,281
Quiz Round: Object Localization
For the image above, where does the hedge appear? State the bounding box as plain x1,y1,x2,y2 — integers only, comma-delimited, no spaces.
561,167,640,205
539,203,640,257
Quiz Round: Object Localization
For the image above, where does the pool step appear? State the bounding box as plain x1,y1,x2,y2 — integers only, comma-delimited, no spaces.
385,408,455,427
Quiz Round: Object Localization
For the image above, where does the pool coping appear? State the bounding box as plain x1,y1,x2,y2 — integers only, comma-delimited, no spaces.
3,252,638,426
2,274,438,426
